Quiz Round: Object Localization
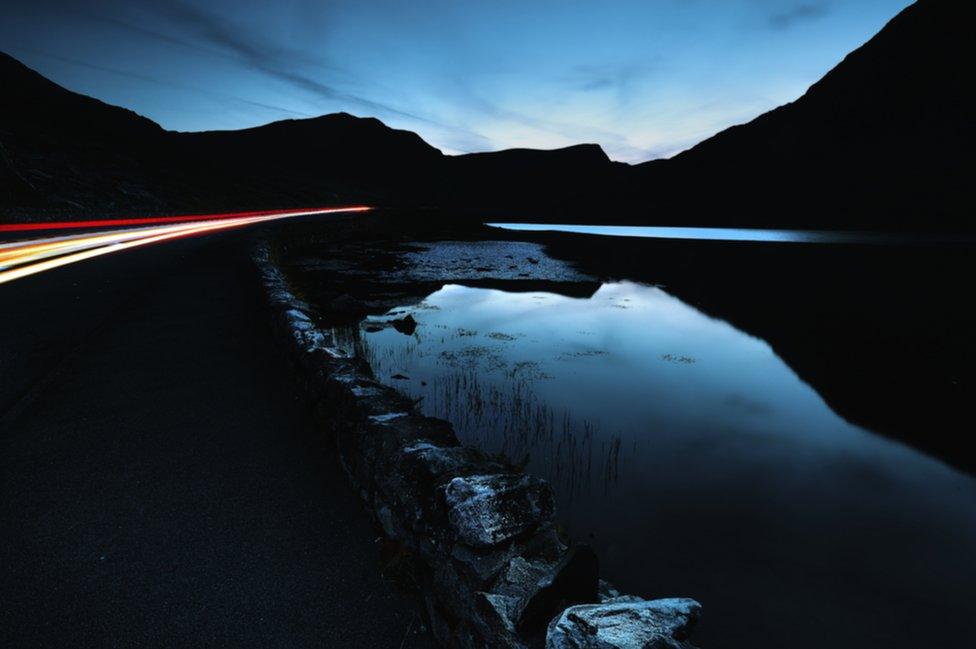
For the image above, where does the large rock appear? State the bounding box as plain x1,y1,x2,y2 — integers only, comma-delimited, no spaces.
445,474,555,548
546,598,701,649
375,441,504,543
339,413,457,500
515,544,599,633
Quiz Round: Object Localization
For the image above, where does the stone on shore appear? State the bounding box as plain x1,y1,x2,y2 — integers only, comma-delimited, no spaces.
546,598,701,649
445,474,555,548
516,544,600,633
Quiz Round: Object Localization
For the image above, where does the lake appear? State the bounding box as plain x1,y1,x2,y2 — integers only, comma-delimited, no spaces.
487,222,971,245
351,278,976,649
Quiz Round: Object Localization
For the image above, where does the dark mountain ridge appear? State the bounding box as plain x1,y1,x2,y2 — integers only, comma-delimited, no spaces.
1,53,162,143
1,48,622,220
1,0,971,230
632,0,972,230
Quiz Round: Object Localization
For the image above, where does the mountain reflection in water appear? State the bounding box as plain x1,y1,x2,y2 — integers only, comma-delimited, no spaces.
343,280,976,649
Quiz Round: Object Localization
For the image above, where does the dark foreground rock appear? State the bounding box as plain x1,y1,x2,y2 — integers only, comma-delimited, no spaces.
253,243,701,648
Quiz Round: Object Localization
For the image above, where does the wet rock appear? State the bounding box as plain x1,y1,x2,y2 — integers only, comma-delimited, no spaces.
597,580,643,605
475,591,521,637
401,442,501,483
392,313,418,335
546,598,701,649
516,544,599,633
451,543,523,585
445,474,555,548
375,442,500,544
336,376,415,420
495,556,553,598
343,415,458,498
453,526,564,586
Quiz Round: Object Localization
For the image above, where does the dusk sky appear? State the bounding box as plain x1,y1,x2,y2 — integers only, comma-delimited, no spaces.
2,0,910,162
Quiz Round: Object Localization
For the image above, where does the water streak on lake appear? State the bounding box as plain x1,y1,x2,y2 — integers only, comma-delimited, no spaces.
349,280,976,649
487,222,969,244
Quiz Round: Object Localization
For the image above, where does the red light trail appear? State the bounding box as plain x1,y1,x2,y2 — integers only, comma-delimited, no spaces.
0,207,371,233
0,206,370,285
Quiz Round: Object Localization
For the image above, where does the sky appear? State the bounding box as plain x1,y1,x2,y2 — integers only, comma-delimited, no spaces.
1,0,912,162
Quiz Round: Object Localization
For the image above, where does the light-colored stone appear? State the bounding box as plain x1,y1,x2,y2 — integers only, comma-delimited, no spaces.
546,598,701,649
445,474,555,548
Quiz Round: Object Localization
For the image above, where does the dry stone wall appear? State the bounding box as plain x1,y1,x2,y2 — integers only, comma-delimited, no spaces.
254,244,702,649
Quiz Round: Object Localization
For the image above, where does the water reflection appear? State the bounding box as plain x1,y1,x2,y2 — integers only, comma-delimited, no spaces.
349,281,976,649
487,222,971,244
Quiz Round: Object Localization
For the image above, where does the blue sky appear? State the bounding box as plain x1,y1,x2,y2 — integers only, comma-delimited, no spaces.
2,0,911,161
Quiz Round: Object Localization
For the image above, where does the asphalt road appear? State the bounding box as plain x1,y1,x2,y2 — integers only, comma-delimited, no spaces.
0,227,432,647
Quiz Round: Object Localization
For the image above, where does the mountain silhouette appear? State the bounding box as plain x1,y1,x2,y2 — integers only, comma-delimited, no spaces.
0,50,624,219
1,0,971,230
0,51,449,215
448,143,626,219
631,0,972,231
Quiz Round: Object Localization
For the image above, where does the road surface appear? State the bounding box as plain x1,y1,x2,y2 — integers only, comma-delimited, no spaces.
0,222,432,647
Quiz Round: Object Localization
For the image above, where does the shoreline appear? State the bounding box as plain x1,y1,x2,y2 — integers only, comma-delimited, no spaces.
253,239,703,648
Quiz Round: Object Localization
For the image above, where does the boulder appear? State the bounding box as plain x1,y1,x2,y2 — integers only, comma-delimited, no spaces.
375,442,501,543
340,414,457,499
445,474,555,548
546,598,701,649
516,544,600,633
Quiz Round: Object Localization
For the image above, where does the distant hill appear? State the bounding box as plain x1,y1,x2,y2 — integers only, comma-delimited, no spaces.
631,0,972,231
0,50,627,222
0,52,169,214
1,0,971,230
0,51,451,217
447,144,627,219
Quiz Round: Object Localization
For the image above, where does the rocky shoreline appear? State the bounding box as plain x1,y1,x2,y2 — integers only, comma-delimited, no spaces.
253,242,702,648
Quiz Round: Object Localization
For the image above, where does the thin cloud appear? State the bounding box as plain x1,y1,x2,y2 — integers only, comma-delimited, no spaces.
89,1,495,153
768,2,830,30
562,62,656,95
10,45,313,119
91,13,238,63
444,76,634,152
141,1,445,128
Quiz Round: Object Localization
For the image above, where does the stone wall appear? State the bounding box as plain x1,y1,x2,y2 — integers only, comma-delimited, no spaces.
254,243,702,649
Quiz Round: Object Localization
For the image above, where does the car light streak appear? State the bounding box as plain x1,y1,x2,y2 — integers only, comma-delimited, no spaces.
0,206,370,285
0,208,351,233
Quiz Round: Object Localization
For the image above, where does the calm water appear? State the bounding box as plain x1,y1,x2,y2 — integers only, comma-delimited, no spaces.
487,222,970,244
351,281,976,649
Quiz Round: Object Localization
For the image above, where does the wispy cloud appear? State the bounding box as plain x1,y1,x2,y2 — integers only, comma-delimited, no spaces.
562,62,656,95
443,75,638,151
76,0,496,148
8,44,313,119
768,2,830,30
139,1,444,127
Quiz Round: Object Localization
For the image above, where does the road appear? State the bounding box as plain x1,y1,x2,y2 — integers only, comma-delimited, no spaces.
0,221,432,647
